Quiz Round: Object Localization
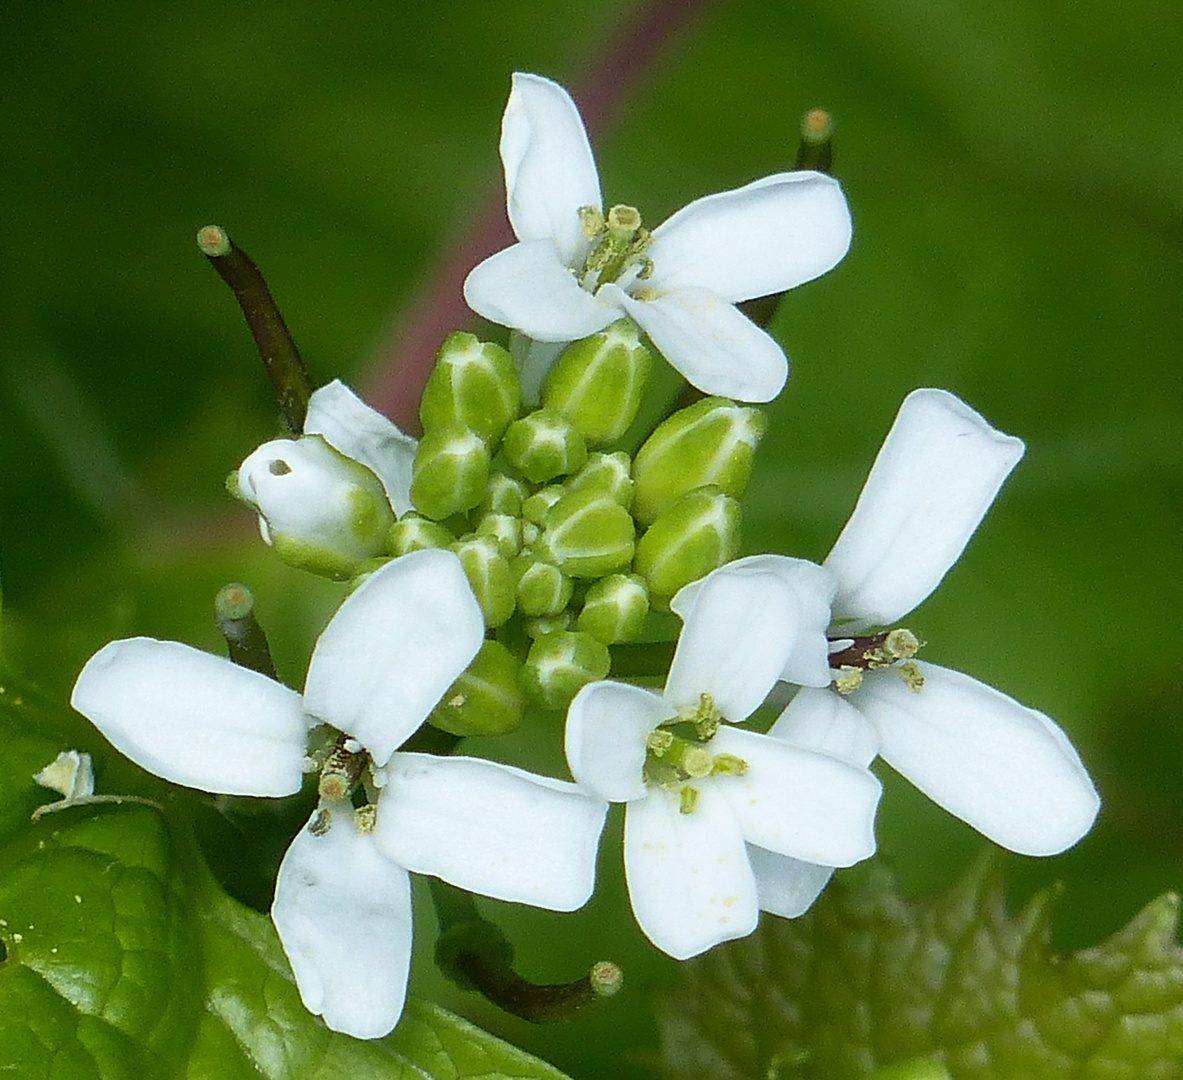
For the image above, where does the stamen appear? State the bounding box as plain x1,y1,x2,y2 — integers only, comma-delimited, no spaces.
710,753,749,777
834,666,864,695
679,786,699,815
318,733,369,802
578,205,605,239
897,662,925,693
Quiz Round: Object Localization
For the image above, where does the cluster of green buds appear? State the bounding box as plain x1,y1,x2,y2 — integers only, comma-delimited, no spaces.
377,319,767,726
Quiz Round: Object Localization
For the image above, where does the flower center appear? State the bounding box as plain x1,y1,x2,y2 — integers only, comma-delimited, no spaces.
576,203,654,292
828,627,925,694
642,692,748,814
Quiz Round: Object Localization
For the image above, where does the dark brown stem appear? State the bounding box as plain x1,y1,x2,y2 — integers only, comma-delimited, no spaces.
215,582,278,680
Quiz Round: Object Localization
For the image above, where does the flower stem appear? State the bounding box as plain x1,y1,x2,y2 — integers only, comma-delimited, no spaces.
214,583,277,680
198,225,312,433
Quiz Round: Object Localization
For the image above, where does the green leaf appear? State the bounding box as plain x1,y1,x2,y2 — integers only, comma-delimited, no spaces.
658,856,1183,1080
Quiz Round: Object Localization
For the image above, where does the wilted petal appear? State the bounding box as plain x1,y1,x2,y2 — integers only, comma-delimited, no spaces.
747,845,834,919
825,389,1025,630
711,726,880,866
566,681,672,802
272,813,412,1040
666,567,798,722
852,662,1100,856
624,786,758,959
71,638,305,797
647,172,852,302
303,550,484,766
464,240,618,342
768,686,880,767
375,754,608,911
604,284,787,402
304,380,417,515
500,72,602,267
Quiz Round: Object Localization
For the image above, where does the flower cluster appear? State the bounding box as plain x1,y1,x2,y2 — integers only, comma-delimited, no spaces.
64,72,1098,1041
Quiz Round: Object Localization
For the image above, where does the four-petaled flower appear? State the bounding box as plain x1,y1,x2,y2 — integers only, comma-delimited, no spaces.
564,562,881,959
464,73,853,404
71,549,608,1039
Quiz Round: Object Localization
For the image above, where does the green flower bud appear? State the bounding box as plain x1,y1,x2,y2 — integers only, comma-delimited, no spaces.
512,554,574,617
632,397,766,525
577,573,650,644
452,536,516,628
478,473,527,517
386,513,456,556
522,485,565,525
524,612,574,638
522,630,610,711
419,331,521,445
538,488,635,579
540,319,652,445
410,422,490,520
634,486,741,602
565,451,634,508
475,512,521,559
428,640,526,737
234,435,394,580
502,407,588,484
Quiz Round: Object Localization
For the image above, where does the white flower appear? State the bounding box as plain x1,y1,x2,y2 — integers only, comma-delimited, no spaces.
564,563,881,960
463,73,852,404
71,549,608,1039
684,390,1100,908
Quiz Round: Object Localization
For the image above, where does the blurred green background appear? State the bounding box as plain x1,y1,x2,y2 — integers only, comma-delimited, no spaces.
2,1,1181,1076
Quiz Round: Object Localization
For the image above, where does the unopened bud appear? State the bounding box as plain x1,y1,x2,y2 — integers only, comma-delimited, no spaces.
452,536,516,628
537,488,635,579
540,319,651,445
565,451,634,508
475,512,522,559
634,486,741,602
577,573,650,644
478,473,527,517
428,640,526,737
502,408,588,484
234,435,394,579
632,398,766,525
521,630,611,711
522,485,565,525
420,332,521,446
524,612,574,638
410,423,491,520
512,554,574,617
387,513,457,556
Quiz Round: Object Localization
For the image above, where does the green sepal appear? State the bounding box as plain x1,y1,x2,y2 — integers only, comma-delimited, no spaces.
633,486,740,602
452,536,516,628
632,397,766,525
521,630,610,711
577,573,650,644
512,554,574,618
537,488,636,580
502,408,588,485
387,512,457,556
410,423,491,520
540,319,651,446
419,331,521,446
564,451,634,508
477,473,527,517
522,485,565,525
428,640,527,737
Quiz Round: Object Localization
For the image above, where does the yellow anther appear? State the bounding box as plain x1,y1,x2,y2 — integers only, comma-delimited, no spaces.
884,628,920,661
834,666,864,695
309,808,333,836
647,728,675,755
579,205,605,238
710,753,749,777
354,804,378,833
679,786,700,815
897,661,925,693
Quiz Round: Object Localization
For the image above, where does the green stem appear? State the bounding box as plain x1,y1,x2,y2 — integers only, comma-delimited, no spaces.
215,583,278,680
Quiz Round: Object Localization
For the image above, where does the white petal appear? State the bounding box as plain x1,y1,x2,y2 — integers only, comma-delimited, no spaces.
500,73,602,267
604,285,786,402
303,550,484,766
851,663,1100,855
565,681,674,802
710,726,880,866
464,240,618,342
672,556,837,688
647,172,852,302
510,334,567,407
71,639,305,796
768,687,880,767
272,813,412,1040
746,845,834,919
665,566,798,722
624,787,758,959
824,389,1025,630
304,380,418,515
374,754,608,911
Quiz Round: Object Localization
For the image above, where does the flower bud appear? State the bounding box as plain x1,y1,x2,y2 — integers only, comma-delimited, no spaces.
521,630,610,711
540,319,651,445
475,512,522,559
524,612,574,638
502,408,588,484
419,332,521,446
512,554,574,617
577,573,650,644
632,398,766,525
537,488,635,579
522,485,565,525
428,640,526,737
565,451,634,508
234,435,394,579
452,536,516,628
410,423,490,520
386,513,456,556
478,473,527,517
634,486,741,602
